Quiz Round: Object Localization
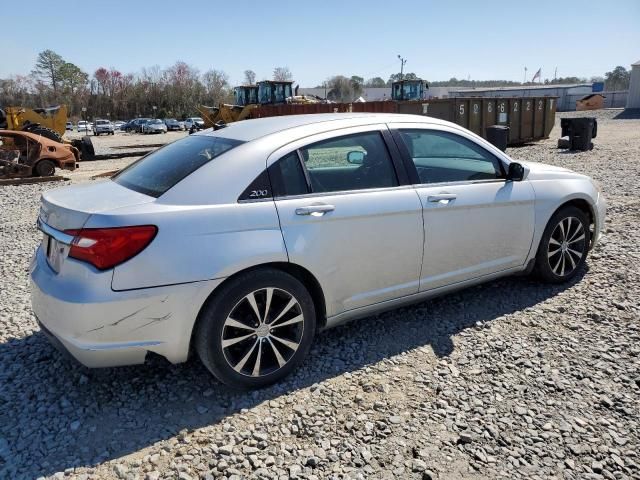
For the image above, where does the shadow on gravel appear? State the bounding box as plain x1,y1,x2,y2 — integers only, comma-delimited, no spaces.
0,269,585,478
613,108,640,120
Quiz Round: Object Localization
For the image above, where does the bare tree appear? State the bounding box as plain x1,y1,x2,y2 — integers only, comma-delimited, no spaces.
326,75,355,102
244,70,256,85
273,66,293,82
605,66,630,91
203,69,230,106
365,77,386,87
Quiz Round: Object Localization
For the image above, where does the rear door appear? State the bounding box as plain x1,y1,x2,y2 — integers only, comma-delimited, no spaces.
390,123,535,291
269,125,424,318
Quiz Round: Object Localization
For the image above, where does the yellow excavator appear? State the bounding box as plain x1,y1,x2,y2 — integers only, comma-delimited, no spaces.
0,105,95,159
198,81,319,128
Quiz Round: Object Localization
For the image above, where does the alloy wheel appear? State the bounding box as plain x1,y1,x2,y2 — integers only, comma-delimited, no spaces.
547,216,586,277
220,288,304,377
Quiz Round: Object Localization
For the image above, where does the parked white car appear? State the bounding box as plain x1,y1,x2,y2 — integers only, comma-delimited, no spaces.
76,121,90,132
31,113,605,388
93,119,115,136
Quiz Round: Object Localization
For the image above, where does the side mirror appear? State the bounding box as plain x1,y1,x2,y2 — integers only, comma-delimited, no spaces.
347,150,365,165
506,162,525,181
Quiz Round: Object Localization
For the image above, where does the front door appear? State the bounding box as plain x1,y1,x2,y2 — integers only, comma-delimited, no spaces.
391,124,535,291
269,127,424,318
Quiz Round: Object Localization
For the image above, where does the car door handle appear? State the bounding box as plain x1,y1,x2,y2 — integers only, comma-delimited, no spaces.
295,204,335,216
427,193,457,203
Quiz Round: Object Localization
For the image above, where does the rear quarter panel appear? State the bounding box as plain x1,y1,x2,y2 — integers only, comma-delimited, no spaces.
82,200,287,291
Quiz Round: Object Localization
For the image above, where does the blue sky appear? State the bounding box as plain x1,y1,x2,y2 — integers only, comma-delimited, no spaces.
3,0,639,86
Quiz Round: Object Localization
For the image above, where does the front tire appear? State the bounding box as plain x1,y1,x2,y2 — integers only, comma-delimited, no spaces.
534,206,590,283
195,269,316,389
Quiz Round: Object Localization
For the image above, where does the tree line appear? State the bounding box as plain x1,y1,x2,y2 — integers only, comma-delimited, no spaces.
0,49,632,119
0,50,293,120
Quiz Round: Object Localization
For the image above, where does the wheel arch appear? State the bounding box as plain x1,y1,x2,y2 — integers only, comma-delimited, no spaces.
534,196,595,258
32,158,58,176
189,261,327,355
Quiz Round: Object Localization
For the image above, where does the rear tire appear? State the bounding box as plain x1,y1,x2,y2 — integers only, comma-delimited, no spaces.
195,268,316,389
34,159,56,177
22,125,64,143
534,206,590,283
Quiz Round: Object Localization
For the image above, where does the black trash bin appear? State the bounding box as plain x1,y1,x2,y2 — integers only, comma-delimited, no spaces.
560,117,596,151
486,125,509,151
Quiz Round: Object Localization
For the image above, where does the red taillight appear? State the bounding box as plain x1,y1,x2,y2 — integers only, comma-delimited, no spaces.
64,225,157,270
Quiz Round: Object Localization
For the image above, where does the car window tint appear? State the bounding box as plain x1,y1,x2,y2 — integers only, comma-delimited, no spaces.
398,129,504,184
113,135,243,197
269,151,309,197
299,132,398,193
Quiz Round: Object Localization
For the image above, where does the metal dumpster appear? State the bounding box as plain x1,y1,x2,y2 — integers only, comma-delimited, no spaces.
250,96,557,146
396,97,556,145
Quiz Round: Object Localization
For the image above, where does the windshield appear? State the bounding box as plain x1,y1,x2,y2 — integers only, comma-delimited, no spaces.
96,120,109,125
150,119,162,124
113,135,244,197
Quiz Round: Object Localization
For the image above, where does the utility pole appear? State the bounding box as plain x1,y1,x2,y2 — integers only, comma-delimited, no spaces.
524,67,528,84
397,55,407,80
554,66,558,82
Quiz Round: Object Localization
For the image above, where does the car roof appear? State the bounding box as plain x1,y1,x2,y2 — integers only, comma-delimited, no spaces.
0,129,66,145
198,113,446,142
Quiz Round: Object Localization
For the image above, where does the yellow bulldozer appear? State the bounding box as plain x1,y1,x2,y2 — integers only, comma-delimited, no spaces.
198,81,321,128
0,105,95,159
0,105,68,141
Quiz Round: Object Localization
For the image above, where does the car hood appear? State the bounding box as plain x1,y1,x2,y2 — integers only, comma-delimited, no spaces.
40,180,155,230
520,161,588,181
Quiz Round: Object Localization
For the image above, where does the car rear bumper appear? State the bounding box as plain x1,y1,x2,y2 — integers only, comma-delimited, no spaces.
30,244,223,368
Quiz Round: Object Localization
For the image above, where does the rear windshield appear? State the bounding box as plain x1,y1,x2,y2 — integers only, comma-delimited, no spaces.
113,135,244,197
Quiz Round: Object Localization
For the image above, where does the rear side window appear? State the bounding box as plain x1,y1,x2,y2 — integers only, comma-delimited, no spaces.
113,135,243,197
268,152,309,197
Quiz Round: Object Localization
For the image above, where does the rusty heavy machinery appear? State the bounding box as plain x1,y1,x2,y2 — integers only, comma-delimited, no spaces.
0,105,68,142
0,129,78,179
0,105,95,161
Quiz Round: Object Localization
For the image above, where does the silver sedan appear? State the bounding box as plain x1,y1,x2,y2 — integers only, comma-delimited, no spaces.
142,119,167,134
30,113,605,388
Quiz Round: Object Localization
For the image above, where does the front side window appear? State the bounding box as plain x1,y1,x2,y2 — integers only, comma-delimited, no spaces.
398,129,504,184
113,135,244,197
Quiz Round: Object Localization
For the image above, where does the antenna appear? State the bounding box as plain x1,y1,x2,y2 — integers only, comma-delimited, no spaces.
397,55,407,81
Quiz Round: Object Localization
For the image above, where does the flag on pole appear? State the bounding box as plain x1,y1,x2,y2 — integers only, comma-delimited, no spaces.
532,68,542,82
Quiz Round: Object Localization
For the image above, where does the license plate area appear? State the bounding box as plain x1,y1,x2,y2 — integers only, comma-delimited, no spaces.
44,233,70,273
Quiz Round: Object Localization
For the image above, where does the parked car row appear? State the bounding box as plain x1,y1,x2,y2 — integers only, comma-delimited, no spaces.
66,118,203,135
120,118,205,134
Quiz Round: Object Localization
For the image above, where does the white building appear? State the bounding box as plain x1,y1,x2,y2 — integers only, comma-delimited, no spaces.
449,84,594,111
298,86,452,102
626,60,640,109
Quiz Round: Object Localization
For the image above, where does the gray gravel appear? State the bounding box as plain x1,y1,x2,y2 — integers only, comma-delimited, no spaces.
1,109,639,480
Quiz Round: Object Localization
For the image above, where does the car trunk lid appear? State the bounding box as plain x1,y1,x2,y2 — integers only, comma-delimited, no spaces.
39,179,155,231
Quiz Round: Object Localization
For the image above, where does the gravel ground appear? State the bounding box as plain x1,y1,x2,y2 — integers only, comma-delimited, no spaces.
0,109,638,480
